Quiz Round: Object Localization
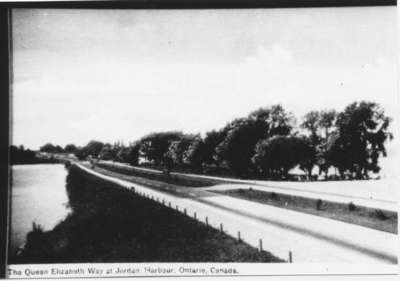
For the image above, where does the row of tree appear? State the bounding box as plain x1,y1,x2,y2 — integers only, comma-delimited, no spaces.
39,143,78,154
11,145,38,164
11,145,61,164
40,101,392,180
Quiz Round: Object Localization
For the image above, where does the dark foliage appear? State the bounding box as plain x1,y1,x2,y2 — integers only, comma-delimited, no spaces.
270,192,279,201
326,102,392,179
75,140,104,160
39,143,64,154
301,110,337,178
348,202,356,212
216,118,264,176
216,105,294,177
183,138,207,171
139,132,184,166
202,130,227,166
115,143,140,166
316,199,323,211
373,209,388,221
252,136,316,179
10,145,60,165
165,134,199,167
39,100,392,181
64,144,78,154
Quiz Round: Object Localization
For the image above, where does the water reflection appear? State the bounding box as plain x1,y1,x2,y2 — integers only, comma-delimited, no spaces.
10,164,70,257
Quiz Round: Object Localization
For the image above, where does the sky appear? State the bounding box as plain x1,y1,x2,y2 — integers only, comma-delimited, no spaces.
11,7,399,176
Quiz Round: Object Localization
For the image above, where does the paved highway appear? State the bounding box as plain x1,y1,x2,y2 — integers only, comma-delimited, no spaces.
102,160,398,212
77,163,397,265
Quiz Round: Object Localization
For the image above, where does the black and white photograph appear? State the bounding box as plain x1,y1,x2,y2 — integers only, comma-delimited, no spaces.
5,2,399,278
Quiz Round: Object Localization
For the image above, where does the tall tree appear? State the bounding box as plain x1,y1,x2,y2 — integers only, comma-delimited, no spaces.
327,101,392,179
165,134,198,166
202,130,226,166
301,111,321,146
248,104,294,137
40,143,64,153
98,144,114,160
216,118,262,176
217,105,294,176
252,135,316,179
185,138,206,171
75,140,104,160
139,132,184,165
64,144,78,154
116,143,140,166
10,145,37,164
301,109,338,178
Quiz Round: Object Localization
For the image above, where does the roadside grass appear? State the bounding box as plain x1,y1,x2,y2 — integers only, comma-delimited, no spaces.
139,162,241,180
12,165,282,263
97,162,222,187
84,164,198,198
214,189,397,234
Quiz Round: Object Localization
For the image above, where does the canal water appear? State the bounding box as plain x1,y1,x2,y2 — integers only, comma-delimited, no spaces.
9,164,70,257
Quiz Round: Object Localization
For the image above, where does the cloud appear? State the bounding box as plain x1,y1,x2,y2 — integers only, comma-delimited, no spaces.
244,44,293,66
12,42,397,153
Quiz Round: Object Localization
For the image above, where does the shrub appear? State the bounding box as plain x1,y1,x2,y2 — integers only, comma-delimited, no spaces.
316,199,323,210
374,209,388,220
348,202,356,211
270,192,279,200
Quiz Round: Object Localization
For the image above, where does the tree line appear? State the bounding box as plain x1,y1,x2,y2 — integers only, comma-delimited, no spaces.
39,101,393,180
10,145,61,164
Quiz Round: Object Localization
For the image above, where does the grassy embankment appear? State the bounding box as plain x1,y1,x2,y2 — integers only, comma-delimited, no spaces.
13,164,282,263
95,162,397,234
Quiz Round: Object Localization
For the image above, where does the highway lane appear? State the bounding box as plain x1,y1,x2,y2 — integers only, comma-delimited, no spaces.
76,163,397,264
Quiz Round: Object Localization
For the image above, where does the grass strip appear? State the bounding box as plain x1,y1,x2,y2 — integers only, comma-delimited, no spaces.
214,188,397,234
97,162,222,187
85,164,196,198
